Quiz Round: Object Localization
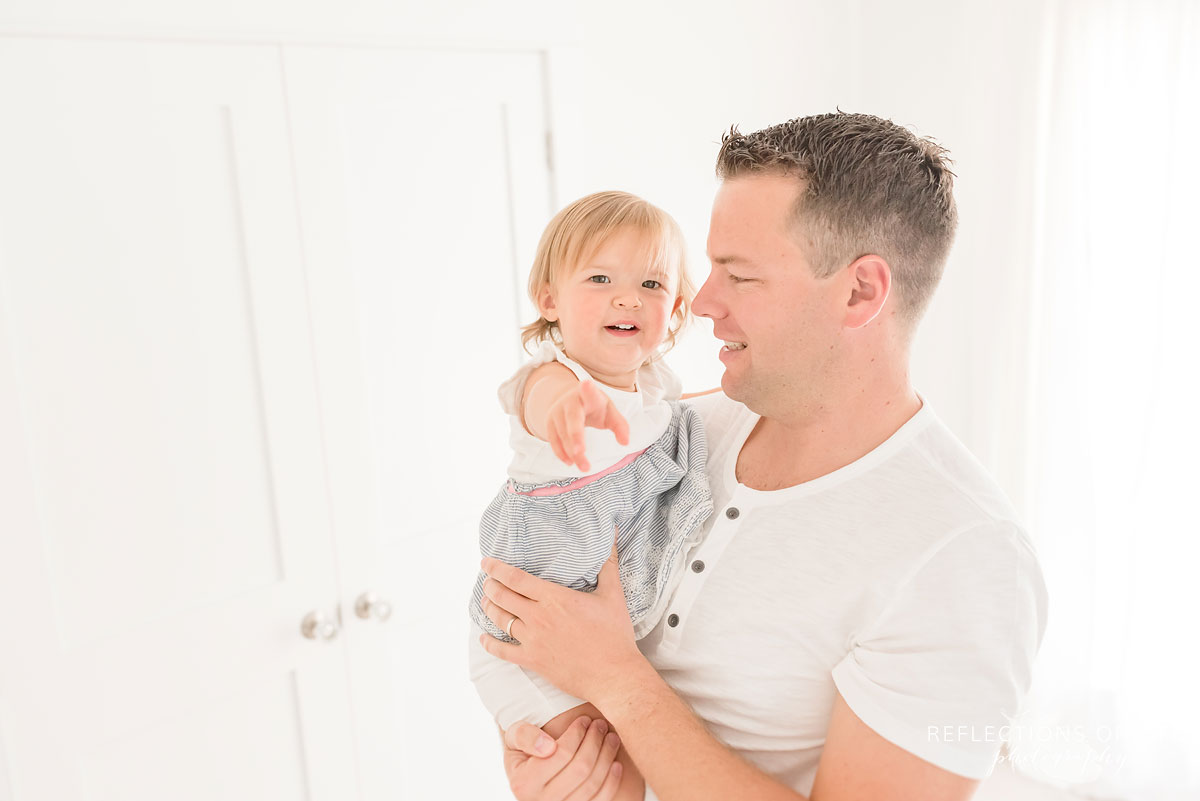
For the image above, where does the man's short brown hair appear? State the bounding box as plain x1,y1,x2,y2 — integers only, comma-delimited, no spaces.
715,111,958,324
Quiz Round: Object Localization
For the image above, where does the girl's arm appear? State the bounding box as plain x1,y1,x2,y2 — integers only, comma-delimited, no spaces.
520,362,582,440
520,362,630,473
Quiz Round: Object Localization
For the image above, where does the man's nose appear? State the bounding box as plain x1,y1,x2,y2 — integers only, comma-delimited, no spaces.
692,274,719,318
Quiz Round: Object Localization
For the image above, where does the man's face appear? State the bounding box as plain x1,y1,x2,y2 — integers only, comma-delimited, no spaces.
694,174,846,411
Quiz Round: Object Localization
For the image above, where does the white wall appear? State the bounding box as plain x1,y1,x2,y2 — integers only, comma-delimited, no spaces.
840,0,1048,513
1,0,1053,792
1,0,1044,508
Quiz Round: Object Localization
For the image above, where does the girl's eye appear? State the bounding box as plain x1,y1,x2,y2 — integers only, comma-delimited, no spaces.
589,275,610,284
642,280,661,290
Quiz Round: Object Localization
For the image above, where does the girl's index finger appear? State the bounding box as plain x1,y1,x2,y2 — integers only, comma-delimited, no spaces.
580,380,629,444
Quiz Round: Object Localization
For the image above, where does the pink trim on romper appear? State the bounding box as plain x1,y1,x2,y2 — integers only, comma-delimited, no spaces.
510,447,649,497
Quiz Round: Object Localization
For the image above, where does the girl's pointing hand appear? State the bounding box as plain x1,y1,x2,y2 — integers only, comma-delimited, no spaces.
545,380,630,473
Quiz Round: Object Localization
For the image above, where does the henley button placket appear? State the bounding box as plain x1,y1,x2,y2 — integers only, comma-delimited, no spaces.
662,504,742,646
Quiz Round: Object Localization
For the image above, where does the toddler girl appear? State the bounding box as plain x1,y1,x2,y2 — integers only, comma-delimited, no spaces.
466,190,713,798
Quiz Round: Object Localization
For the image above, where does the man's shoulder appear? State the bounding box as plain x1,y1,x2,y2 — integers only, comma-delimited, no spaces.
680,388,736,414
680,390,749,438
899,407,1022,526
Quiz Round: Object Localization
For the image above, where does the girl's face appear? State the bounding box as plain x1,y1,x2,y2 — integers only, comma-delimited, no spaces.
536,226,682,390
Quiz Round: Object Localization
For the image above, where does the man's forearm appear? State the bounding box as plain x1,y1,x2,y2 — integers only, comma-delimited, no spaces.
595,658,808,801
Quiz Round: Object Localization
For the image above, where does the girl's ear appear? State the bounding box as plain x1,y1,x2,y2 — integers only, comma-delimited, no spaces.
672,295,683,315
536,283,559,322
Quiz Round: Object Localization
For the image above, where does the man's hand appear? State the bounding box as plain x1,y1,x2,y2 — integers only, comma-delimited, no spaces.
544,379,630,472
478,531,643,703
503,715,624,801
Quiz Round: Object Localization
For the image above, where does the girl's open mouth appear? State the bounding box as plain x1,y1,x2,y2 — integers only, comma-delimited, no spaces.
605,323,640,336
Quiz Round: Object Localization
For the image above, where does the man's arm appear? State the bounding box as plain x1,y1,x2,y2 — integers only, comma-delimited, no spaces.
809,694,980,801
594,657,802,801
594,662,979,801
479,545,987,800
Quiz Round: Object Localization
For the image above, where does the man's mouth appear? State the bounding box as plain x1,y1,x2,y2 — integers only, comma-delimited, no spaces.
722,341,747,351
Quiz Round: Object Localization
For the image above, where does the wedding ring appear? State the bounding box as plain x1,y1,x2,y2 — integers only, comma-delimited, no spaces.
505,616,517,638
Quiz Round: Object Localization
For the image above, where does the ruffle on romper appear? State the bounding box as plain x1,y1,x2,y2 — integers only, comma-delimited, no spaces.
469,401,712,642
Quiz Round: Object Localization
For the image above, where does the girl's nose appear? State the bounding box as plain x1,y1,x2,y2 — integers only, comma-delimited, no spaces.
614,294,641,309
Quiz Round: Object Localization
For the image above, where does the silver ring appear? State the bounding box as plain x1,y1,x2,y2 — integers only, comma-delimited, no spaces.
505,616,517,638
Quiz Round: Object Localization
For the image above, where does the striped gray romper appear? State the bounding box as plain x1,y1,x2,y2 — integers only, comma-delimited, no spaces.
468,398,713,643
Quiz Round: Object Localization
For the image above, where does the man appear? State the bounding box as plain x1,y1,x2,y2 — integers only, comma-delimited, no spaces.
476,112,1048,801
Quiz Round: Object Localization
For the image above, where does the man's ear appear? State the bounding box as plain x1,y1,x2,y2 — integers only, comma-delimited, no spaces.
844,254,891,329
536,283,559,322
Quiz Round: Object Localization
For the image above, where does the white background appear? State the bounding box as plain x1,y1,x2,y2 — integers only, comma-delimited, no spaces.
2,0,1194,799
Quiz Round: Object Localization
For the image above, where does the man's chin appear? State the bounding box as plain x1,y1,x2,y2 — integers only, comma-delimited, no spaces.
720,367,770,410
719,372,746,403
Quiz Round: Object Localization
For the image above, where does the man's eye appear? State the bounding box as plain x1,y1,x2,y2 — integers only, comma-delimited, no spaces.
729,274,747,283
642,280,661,290
589,275,610,284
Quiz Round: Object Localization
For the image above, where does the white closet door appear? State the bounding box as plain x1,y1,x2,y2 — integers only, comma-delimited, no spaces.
284,47,553,799
0,39,358,801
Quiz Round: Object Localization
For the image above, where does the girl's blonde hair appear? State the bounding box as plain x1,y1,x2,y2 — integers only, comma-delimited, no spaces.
521,190,694,360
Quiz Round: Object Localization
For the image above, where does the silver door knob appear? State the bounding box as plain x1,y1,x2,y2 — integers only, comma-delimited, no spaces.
300,610,339,641
354,591,393,622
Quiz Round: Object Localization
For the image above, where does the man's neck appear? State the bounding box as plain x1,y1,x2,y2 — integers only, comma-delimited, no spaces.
735,373,922,491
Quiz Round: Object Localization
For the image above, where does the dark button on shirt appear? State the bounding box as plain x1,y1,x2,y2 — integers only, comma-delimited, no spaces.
667,613,680,627
725,507,740,520
691,560,705,573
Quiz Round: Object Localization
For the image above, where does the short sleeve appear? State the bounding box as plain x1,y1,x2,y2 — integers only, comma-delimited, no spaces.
830,522,1048,779
638,356,683,402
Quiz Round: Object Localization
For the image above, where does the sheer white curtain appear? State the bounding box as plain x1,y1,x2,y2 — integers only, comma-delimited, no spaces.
1014,1,1200,799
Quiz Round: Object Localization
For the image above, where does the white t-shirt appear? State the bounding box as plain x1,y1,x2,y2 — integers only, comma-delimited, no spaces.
497,341,683,484
639,392,1048,799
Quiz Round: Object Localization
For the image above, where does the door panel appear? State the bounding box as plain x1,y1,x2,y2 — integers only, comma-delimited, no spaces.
0,37,357,801
285,46,553,799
